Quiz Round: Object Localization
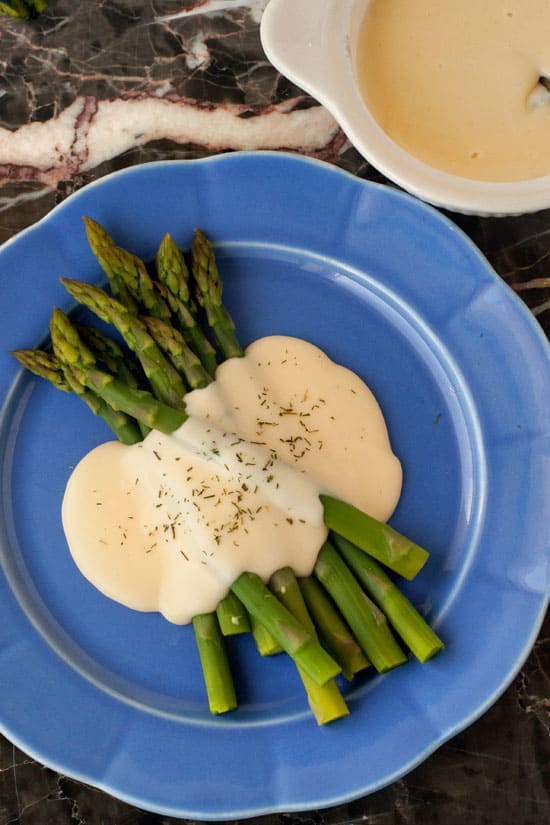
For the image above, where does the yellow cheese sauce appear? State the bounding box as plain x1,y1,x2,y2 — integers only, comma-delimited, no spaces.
62,336,402,624
356,0,550,181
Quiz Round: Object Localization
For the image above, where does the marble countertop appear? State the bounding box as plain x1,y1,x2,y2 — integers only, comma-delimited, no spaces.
0,2,548,824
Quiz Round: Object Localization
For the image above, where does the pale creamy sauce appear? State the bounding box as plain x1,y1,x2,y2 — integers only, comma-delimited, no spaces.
357,0,550,181
62,336,402,624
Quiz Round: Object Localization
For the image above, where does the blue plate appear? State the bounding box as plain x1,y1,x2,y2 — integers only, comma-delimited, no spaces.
0,153,548,819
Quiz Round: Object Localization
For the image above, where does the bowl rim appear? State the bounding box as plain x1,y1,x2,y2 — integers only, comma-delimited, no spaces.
260,0,550,216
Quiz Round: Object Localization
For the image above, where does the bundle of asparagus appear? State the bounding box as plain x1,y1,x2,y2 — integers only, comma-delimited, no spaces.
12,218,444,724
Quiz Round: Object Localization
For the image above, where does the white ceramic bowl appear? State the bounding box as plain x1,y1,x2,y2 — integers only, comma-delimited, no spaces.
260,0,550,215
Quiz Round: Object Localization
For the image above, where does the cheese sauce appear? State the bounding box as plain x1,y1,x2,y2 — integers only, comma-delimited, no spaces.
62,336,402,624
357,0,550,181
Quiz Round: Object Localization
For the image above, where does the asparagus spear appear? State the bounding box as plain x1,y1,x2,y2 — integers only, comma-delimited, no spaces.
60,279,186,411
192,612,237,714
141,315,211,391
320,494,429,580
12,348,71,393
333,534,444,662
49,308,186,435
191,229,244,361
77,325,150,437
77,325,142,387
82,217,139,314
155,234,218,376
230,571,341,686
155,232,193,306
270,567,349,724
216,592,251,636
84,216,172,321
298,575,369,680
11,348,142,445
248,610,283,656
314,540,407,673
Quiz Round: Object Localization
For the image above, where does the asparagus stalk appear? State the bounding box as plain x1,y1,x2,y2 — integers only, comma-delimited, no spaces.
333,534,444,662
320,494,429,580
192,612,237,714
60,279,186,411
191,229,244,361
155,232,193,306
83,217,139,314
12,348,71,393
11,348,143,445
248,610,283,656
77,325,142,388
230,571,341,686
314,540,407,673
270,567,349,724
49,308,186,434
84,216,172,321
141,315,211,390
155,234,218,376
298,575,369,680
216,592,251,636
77,326,150,437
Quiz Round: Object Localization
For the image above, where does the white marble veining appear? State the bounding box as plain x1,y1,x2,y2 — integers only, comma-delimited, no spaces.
0,95,338,186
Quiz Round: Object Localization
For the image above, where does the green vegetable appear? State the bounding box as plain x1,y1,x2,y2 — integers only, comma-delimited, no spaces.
155,232,218,376
192,612,237,714
230,571,341,686
84,216,171,321
191,229,244,361
11,347,142,445
216,592,251,636
314,540,407,673
49,308,186,435
333,534,444,662
141,315,211,390
320,494,429,580
60,279,186,411
270,567,349,724
248,611,283,656
298,575,369,680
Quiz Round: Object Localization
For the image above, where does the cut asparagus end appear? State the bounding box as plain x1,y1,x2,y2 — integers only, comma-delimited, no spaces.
270,567,349,724
299,575,370,680
320,494,429,580
249,611,283,656
231,571,341,686
216,592,251,637
315,541,407,673
333,534,444,662
192,612,237,714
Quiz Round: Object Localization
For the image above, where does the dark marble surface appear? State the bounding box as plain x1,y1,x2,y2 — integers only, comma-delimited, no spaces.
0,2,548,823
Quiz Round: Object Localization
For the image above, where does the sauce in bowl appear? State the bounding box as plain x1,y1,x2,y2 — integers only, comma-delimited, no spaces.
357,0,550,181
